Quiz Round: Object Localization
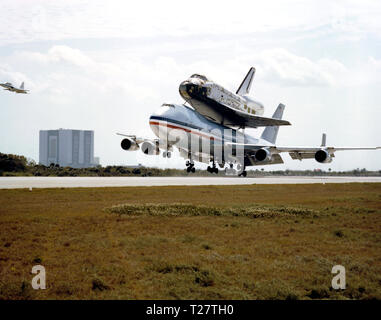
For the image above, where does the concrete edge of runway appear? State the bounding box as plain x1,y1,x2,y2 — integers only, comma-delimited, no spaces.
0,176,381,189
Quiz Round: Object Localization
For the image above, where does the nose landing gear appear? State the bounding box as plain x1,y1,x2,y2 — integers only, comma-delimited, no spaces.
238,170,247,177
238,165,247,177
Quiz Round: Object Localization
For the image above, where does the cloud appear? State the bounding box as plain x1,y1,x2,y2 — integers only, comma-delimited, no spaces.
213,49,349,88
0,65,33,88
253,49,348,87
18,45,98,69
44,46,94,67
14,45,161,102
1,0,380,46
369,57,381,69
10,44,376,109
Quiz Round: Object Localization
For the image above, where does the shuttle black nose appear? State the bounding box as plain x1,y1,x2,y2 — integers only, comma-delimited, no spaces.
179,81,204,99
179,81,192,100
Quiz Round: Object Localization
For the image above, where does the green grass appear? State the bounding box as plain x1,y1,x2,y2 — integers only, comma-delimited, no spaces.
106,203,318,218
0,183,380,300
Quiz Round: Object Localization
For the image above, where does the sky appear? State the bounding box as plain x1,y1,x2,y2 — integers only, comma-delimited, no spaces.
0,0,380,171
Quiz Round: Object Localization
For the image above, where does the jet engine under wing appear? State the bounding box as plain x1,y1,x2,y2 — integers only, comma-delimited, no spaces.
219,104,291,127
117,132,177,155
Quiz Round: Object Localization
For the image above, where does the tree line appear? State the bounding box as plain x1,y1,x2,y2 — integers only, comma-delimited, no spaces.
0,153,380,177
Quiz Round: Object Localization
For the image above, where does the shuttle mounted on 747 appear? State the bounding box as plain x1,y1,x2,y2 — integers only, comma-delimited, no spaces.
118,67,380,176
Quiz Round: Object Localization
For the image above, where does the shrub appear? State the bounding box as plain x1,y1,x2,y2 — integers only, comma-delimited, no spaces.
0,153,27,172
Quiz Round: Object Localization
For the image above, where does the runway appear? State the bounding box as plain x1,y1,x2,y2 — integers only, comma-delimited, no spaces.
0,176,380,189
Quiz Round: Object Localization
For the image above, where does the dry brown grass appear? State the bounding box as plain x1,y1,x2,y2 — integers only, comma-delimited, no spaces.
0,183,380,300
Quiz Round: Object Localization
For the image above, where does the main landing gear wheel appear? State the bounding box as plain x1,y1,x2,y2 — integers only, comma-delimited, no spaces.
207,165,219,174
186,160,195,173
163,151,171,158
239,170,247,177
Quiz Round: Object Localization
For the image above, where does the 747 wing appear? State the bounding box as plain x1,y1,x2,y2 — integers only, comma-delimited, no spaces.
229,133,380,164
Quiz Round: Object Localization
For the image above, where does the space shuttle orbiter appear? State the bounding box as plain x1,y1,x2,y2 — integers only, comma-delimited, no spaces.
179,67,290,128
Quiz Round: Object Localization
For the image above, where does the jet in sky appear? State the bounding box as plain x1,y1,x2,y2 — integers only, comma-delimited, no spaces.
0,81,29,94
119,68,380,176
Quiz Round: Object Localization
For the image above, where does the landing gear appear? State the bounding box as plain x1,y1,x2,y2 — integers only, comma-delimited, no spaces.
187,166,195,173
237,163,247,177
207,161,219,174
225,162,236,175
238,166,247,177
186,160,195,173
207,166,218,174
162,151,171,158
239,170,247,177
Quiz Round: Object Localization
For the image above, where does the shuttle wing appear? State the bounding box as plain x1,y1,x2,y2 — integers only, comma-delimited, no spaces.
222,105,291,127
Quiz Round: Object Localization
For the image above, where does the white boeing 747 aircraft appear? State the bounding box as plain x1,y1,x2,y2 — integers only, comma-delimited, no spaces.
118,68,380,176
0,81,29,94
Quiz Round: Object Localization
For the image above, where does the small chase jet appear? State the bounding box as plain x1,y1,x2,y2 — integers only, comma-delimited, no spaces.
0,81,29,94
119,68,380,176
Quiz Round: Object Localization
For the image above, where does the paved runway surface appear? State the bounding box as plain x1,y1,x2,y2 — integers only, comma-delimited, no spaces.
0,176,380,189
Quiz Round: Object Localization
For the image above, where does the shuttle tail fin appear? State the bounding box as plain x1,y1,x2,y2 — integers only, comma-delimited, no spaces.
236,67,255,96
20,82,24,90
260,103,285,144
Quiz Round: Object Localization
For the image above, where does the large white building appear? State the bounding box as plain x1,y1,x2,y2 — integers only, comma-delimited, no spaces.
39,129,98,168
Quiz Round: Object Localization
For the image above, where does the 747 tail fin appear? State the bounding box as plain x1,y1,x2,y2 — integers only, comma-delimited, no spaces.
260,103,285,144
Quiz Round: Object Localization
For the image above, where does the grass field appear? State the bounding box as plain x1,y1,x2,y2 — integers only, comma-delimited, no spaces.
0,183,380,300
